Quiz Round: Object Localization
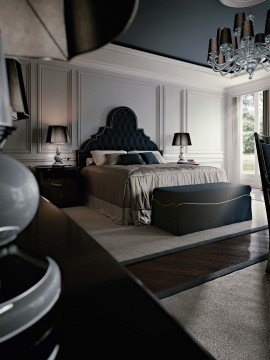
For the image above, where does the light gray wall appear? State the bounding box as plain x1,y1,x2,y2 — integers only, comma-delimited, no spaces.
3,52,224,168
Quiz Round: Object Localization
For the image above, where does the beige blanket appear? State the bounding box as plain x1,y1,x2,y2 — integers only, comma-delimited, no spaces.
81,164,228,225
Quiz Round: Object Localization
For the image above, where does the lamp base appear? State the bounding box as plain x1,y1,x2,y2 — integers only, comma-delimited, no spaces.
178,146,187,163
52,162,65,167
52,153,64,166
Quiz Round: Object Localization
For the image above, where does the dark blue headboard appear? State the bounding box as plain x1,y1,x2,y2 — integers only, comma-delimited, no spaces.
77,106,161,167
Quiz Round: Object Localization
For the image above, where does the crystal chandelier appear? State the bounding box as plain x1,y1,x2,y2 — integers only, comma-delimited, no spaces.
208,10,270,79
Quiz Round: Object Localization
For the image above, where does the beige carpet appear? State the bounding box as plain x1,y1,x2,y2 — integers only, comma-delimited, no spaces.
161,261,270,360
62,200,267,264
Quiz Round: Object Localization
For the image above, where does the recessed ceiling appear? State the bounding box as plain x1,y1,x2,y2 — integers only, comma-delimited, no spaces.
115,0,270,67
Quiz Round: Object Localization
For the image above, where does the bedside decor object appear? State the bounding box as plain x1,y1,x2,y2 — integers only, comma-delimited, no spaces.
187,159,199,165
46,125,70,166
172,133,192,164
0,153,39,246
0,248,61,344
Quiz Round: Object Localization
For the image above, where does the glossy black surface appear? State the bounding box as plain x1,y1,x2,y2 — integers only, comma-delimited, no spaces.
36,166,83,207
1,198,213,359
115,0,270,67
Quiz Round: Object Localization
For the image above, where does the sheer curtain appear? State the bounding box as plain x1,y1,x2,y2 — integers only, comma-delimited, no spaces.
263,90,270,136
231,96,241,183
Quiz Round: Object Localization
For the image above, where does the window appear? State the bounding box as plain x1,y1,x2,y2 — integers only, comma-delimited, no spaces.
240,91,263,176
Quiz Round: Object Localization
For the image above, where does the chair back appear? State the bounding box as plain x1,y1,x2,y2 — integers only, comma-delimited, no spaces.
254,133,270,187
254,132,270,273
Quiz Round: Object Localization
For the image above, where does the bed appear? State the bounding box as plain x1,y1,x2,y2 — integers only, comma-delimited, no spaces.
77,107,228,225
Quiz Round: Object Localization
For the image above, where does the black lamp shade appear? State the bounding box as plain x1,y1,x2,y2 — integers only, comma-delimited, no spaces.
172,133,192,146
241,20,254,39
220,28,232,45
46,125,70,144
6,59,29,121
255,33,265,44
0,0,138,61
217,27,225,45
233,12,246,32
64,0,138,59
231,36,238,50
218,52,225,64
207,37,218,61
208,37,218,54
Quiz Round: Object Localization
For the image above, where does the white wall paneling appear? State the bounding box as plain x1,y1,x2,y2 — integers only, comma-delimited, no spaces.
37,64,73,154
3,45,226,168
78,70,161,147
162,85,184,160
186,90,224,167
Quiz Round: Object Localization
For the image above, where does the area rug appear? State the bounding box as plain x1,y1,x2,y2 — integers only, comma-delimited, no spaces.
62,199,268,265
161,260,270,360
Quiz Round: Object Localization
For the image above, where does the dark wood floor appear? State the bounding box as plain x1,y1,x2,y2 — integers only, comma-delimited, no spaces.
127,229,269,294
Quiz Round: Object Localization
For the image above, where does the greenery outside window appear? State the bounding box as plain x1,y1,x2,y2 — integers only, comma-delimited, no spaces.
240,91,263,175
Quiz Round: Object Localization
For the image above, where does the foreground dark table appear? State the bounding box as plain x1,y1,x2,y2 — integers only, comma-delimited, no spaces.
2,197,213,359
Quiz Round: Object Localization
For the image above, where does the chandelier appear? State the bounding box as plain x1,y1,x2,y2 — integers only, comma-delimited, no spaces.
208,10,270,79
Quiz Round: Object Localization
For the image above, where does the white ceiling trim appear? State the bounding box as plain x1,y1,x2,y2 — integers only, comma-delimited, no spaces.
71,43,270,91
219,0,265,8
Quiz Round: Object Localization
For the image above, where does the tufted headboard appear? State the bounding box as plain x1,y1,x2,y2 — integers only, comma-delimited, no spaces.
76,106,161,167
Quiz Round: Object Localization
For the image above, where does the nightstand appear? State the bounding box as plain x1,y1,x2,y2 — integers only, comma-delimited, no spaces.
35,166,83,207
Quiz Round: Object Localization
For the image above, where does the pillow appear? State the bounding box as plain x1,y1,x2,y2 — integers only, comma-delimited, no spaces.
117,153,144,165
128,150,167,164
151,151,167,164
90,150,127,165
86,157,94,166
105,153,123,165
140,152,159,164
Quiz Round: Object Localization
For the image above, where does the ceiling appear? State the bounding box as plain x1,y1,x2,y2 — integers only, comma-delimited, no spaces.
114,0,270,67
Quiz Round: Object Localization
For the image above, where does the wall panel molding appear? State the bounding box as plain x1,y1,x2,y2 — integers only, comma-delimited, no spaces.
37,64,73,154
186,89,224,166
162,85,184,158
77,69,161,148
3,52,226,169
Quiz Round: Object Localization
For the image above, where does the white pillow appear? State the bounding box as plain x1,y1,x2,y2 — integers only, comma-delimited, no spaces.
128,150,167,164
86,157,94,166
90,150,127,165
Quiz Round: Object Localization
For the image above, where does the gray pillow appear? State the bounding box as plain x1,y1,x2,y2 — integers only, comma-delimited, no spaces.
105,153,122,165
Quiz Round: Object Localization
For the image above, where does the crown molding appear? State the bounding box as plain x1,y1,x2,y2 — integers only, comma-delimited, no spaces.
71,44,230,92
70,43,270,92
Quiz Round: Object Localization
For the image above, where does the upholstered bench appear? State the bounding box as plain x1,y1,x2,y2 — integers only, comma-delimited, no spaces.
151,182,252,235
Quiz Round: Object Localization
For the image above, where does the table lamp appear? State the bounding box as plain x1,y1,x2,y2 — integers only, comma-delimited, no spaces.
46,125,70,166
172,132,192,164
